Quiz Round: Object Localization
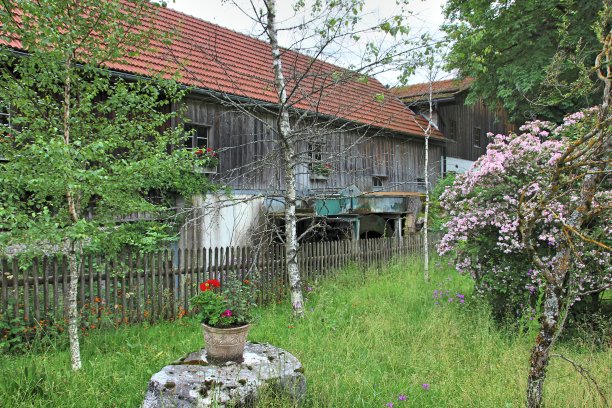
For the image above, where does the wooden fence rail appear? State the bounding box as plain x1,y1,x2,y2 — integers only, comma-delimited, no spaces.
0,233,439,325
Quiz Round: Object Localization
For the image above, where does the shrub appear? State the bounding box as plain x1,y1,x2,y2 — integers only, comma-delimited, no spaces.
438,110,611,324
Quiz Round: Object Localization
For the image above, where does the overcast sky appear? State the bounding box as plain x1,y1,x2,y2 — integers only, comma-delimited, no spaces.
166,0,450,85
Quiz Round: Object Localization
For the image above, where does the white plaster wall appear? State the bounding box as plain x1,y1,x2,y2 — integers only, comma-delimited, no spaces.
179,194,265,250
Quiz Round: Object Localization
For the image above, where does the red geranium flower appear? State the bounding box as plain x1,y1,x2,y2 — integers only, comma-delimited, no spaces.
195,149,203,156
199,279,221,292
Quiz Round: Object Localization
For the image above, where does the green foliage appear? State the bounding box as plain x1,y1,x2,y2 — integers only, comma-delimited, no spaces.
443,0,604,122
0,0,216,256
0,311,66,354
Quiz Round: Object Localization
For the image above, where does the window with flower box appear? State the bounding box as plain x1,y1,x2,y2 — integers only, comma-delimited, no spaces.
308,142,329,180
184,123,217,174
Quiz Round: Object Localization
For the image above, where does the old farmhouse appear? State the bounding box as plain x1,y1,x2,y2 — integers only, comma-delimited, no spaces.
3,3,446,248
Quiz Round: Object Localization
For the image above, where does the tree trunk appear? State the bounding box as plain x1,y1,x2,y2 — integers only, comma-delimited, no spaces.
67,244,82,371
266,0,305,317
423,79,433,282
283,148,305,317
526,279,566,407
63,54,82,370
423,131,430,281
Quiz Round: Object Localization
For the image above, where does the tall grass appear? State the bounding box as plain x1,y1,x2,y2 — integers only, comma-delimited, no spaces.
0,257,609,407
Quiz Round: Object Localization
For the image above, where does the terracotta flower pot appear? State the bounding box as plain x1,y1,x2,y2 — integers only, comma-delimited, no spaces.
202,323,250,363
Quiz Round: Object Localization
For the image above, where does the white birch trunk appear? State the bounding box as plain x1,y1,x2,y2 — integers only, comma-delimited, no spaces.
423,78,433,282
266,0,305,317
63,56,82,370
67,245,82,371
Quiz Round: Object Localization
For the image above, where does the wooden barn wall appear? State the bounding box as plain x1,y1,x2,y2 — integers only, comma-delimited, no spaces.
438,92,514,162
184,97,442,195
300,129,443,194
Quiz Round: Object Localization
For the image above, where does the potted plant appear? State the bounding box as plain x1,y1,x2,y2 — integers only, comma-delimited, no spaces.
190,274,256,363
193,147,219,173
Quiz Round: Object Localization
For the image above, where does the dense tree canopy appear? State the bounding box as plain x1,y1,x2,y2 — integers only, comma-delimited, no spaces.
0,0,211,254
443,0,605,122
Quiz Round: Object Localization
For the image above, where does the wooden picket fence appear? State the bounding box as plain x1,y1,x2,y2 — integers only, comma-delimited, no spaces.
0,234,439,325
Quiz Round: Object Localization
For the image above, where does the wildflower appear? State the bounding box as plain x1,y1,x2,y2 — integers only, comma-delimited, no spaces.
243,279,250,285
385,403,394,408
422,383,430,390
398,394,407,401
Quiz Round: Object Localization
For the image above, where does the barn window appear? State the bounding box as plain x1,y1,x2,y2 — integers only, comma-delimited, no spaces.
473,126,482,148
308,142,323,167
373,176,385,189
184,123,210,149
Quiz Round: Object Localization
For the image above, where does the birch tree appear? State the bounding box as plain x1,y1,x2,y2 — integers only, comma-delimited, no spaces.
175,0,428,317
406,47,446,282
264,0,306,316
422,63,434,282
0,0,211,369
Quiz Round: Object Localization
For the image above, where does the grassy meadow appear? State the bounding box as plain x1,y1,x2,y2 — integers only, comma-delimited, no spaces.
0,257,609,407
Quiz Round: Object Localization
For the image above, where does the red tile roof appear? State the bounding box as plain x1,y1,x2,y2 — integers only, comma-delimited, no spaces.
2,2,443,139
392,78,474,101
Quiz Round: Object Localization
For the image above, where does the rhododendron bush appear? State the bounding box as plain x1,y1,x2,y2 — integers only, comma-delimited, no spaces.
438,110,611,320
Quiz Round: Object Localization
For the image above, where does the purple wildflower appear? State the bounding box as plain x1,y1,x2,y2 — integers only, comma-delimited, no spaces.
398,394,407,401
422,383,430,390
385,403,394,408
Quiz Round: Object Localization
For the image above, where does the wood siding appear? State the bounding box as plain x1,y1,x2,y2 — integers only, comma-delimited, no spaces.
184,96,443,195
437,92,515,162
